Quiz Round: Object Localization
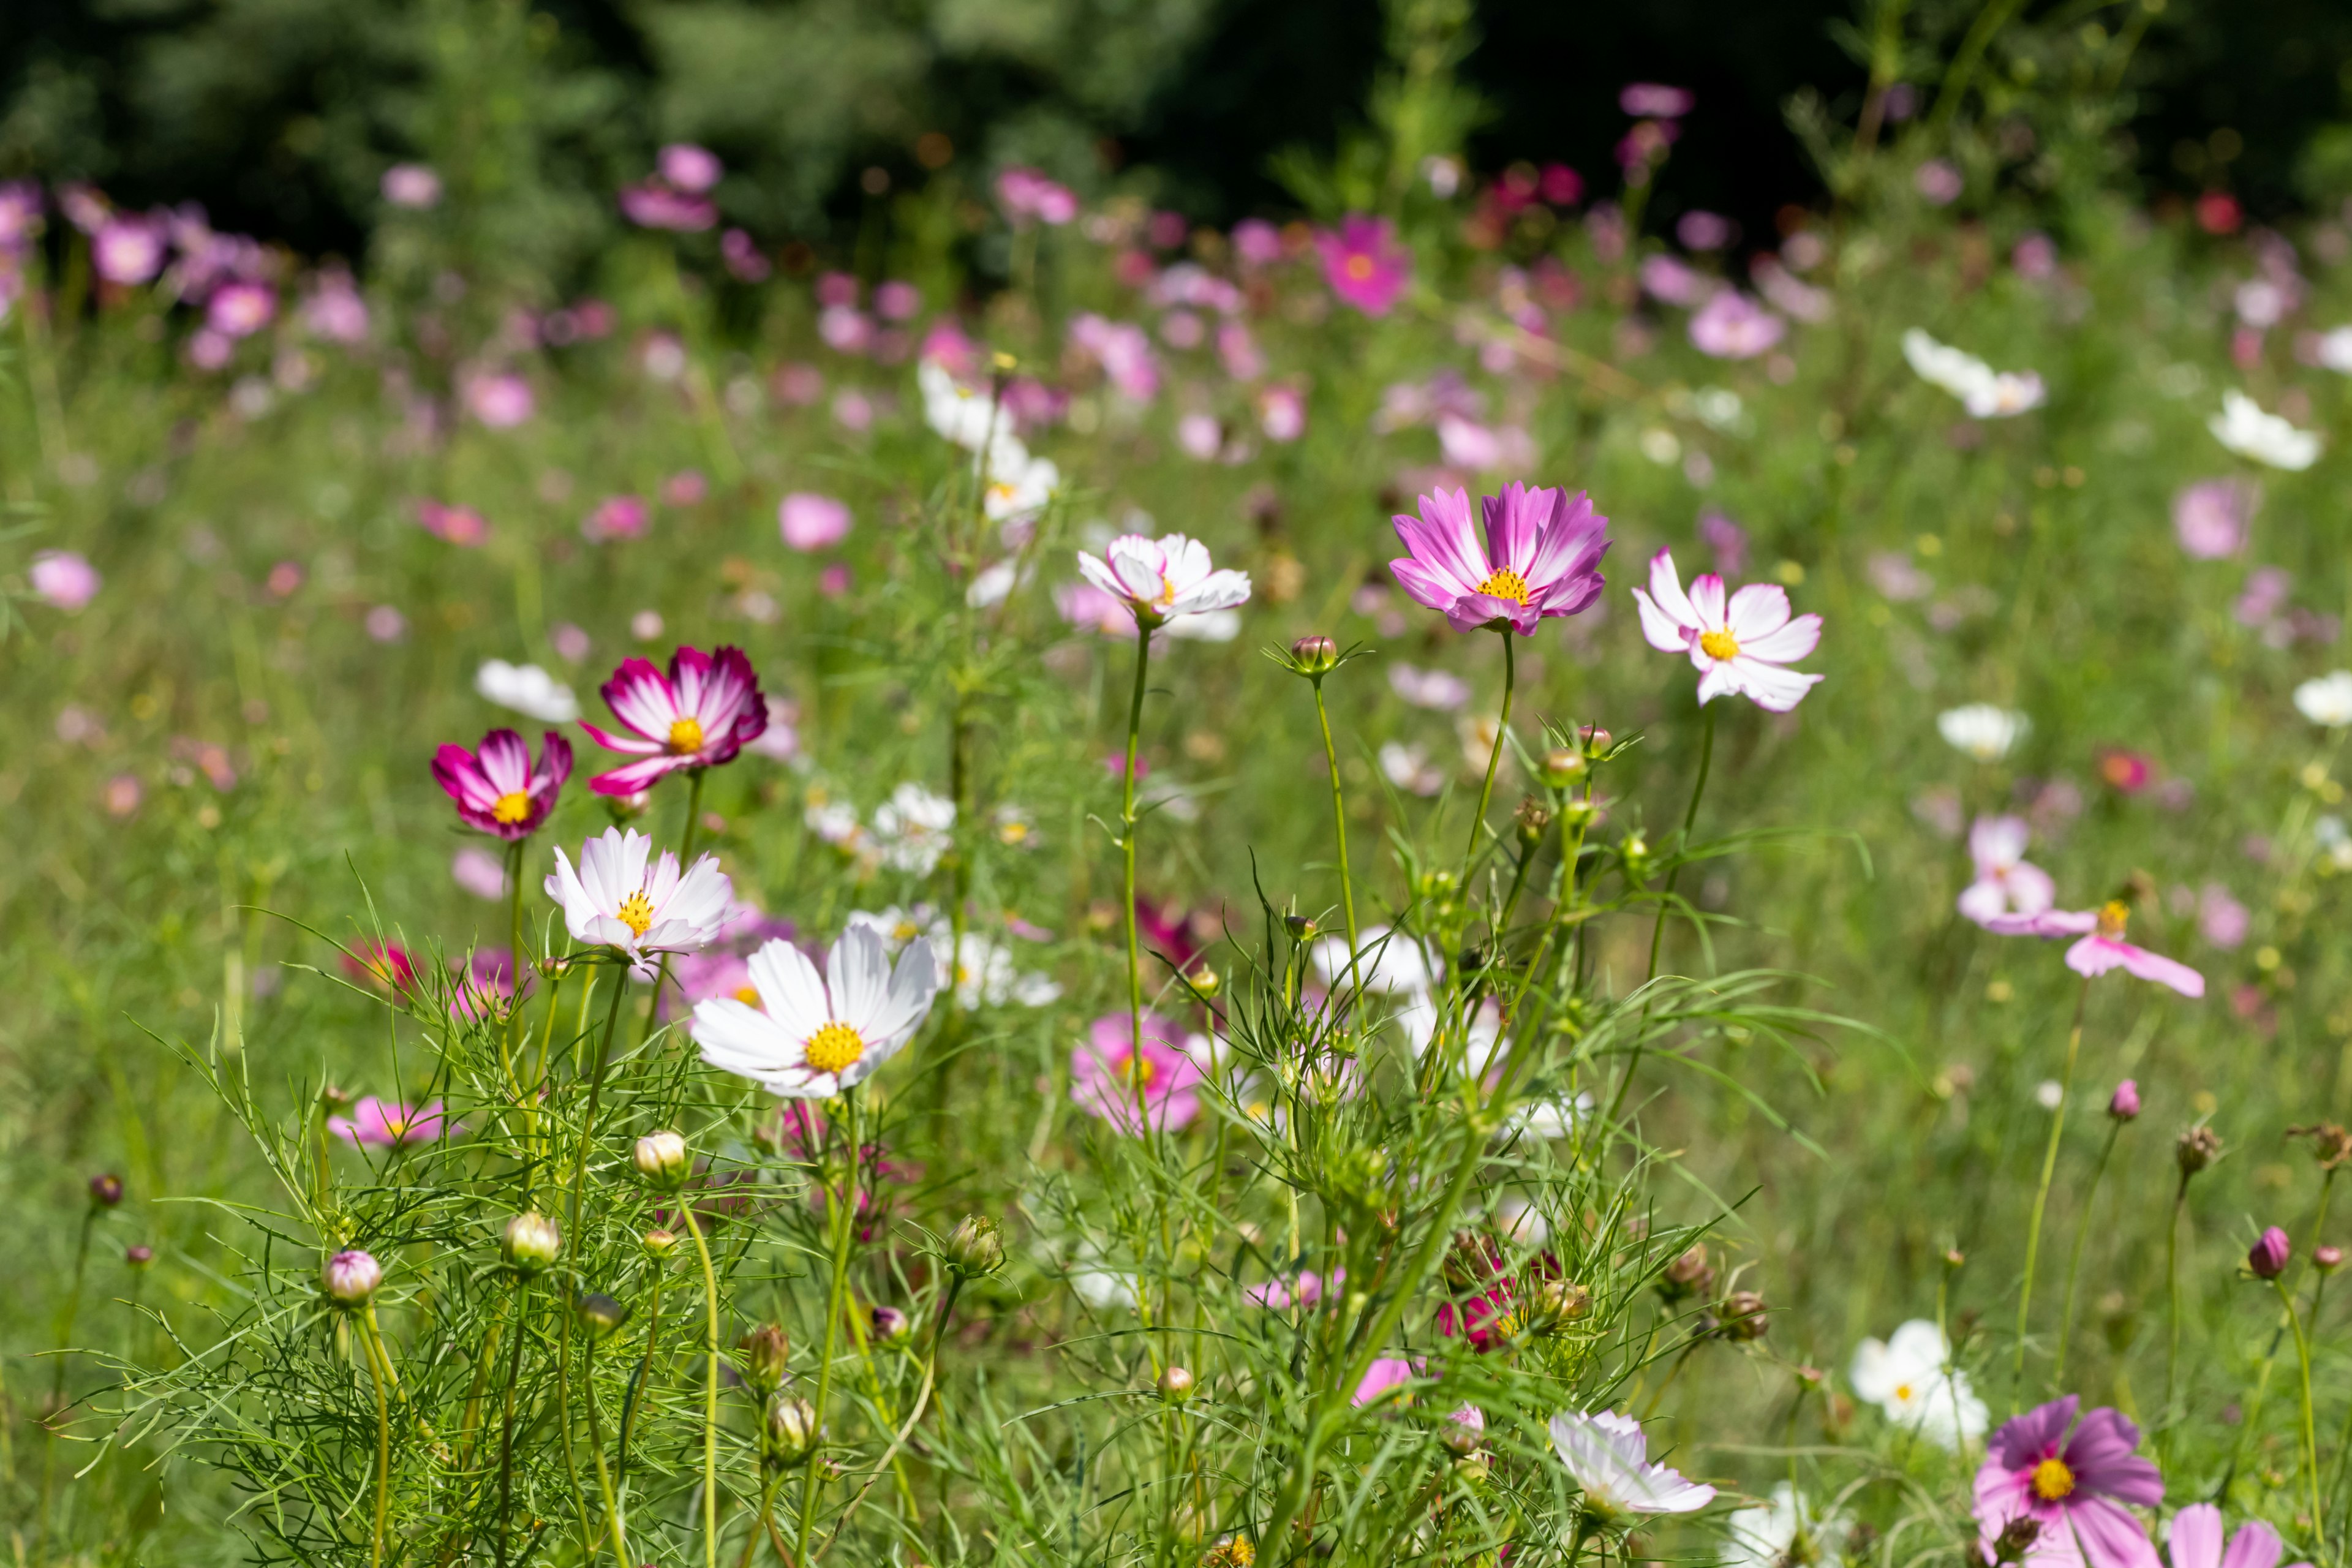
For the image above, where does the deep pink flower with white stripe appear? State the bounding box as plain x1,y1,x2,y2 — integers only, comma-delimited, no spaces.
1389,483,1611,635
1632,548,1823,711
1985,901,2206,998
580,645,769,796
432,728,573,840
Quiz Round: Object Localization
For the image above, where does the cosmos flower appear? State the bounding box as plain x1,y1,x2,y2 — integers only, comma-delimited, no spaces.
657,143,722,194
1901,330,2045,418
1687,290,1785,359
1973,1396,2163,1568
1849,1319,1988,1450
1633,548,1823,711
2163,1504,2283,1568
2210,392,2321,471
93,215,167,286
997,167,1078,226
1069,1012,1205,1133
417,500,490,546
1390,483,1610,636
580,646,769,795
477,660,580,724
545,826,733,967
1388,663,1472,711
619,183,717,232
207,282,276,339
1316,214,1411,316
1939,704,2030,762
2173,479,2256,560
1958,815,2055,926
2293,671,2352,727
871,782,957,874
1985,902,2205,997
330,1096,451,1147
1725,1483,1848,1568
778,492,851,551
29,550,100,611
693,929,940,1099
1548,1411,1716,1520
1352,1357,1420,1408
381,164,442,209
432,728,573,841
1076,533,1252,630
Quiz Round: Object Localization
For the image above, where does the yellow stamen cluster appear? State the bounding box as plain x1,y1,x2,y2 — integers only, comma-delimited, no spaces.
490,790,532,824
1344,255,1374,282
616,890,657,937
1475,568,1532,605
2097,900,2130,938
1116,1051,1159,1089
2030,1457,2075,1501
1698,627,1741,661
804,1022,867,1076
734,985,761,1006
667,715,706,754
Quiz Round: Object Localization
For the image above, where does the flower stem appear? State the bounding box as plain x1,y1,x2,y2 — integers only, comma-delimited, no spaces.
680,1199,723,1568
1121,618,1154,1063
2277,1275,2327,1550
566,967,631,1242
796,1089,862,1561
1461,633,1517,884
2053,1118,2123,1388
1643,701,1716,984
584,1325,630,1567
2013,975,2091,1403
2165,1173,2189,1434
363,1305,393,1568
617,1265,665,1497
1310,677,1361,1001
497,1278,530,1568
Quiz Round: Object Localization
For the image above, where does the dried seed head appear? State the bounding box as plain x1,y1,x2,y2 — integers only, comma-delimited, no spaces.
1515,797,1552,845
2177,1125,2223,1176
1659,1244,1715,1301
1716,1290,1769,1341
2291,1123,2352,1170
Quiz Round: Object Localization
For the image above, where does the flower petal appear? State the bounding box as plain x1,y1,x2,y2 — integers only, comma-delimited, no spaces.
1739,612,1823,665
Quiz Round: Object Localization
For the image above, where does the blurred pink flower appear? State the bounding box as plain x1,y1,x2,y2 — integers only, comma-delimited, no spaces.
619,183,716,231
30,550,100,610
1698,510,1749,575
466,373,534,429
1176,412,1221,460
1257,383,1306,442
1316,214,1411,316
1391,483,1610,636
1249,1268,1343,1310
331,1096,451,1148
103,773,142,817
2163,1504,2284,1568
1633,548,1823,710
1070,1012,1204,1133
1389,662,1472,711
1689,290,1784,358
663,470,708,507
2096,748,2154,794
207,282,276,339
1232,218,1283,266
583,495,649,543
303,272,370,343
1069,313,1159,401
1985,903,2205,997
819,564,852,598
658,144,722,194
93,216,167,285
416,500,489,546
1972,1396,2162,1568
779,492,852,551
818,306,873,355
1915,159,1965,205
997,167,1078,225
1958,815,2055,926
875,280,921,320
1055,581,1129,636
1676,209,1733,250
1217,320,1264,380
2198,884,2249,949
1352,1357,1420,1408
720,228,770,282
2174,479,2256,560
452,846,508,900
1620,83,1694,118
1639,253,1709,306
381,165,442,209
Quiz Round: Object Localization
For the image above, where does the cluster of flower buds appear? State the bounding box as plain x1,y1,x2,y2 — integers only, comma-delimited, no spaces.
944,1214,1006,1279
504,1211,562,1275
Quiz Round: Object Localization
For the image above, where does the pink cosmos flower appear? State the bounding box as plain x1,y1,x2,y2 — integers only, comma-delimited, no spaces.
779,492,852,551
2164,1504,2286,1568
582,496,649,543
658,143,722,194
1248,1268,1343,1310
997,168,1079,226
432,728,573,840
1985,902,2206,998
30,550,100,611
465,373,534,429
1973,1396,2162,1568
1316,214,1411,316
207,282,276,339
581,646,767,796
304,272,371,343
93,216,167,286
342,941,420,995
1390,483,1611,636
416,500,490,546
452,846,508,900
1688,290,1785,359
1074,533,1251,630
1352,1357,1420,1408
1070,313,1160,401
2174,480,2256,560
1621,83,1695,118
1070,1013,1205,1134
331,1096,451,1147
1958,815,2055,925
619,183,717,231
381,165,442,209
1632,548,1823,711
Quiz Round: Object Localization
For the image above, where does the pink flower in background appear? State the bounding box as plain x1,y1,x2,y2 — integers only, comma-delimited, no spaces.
1688,290,1785,358
432,727,573,840
1352,1357,1421,1408
1069,314,1159,401
93,216,167,285
2015,233,2059,279
1176,412,1221,460
1620,83,1695,118
2173,479,2256,560
1389,662,1472,711
663,470,708,507
1070,1012,1204,1133
1390,483,1611,636
452,846,508,900
381,165,442,209
720,229,770,282
581,645,769,795
207,282,276,339
1958,815,2055,925
453,948,523,1021
1972,1396,2163,1568
582,495,649,543
2197,885,2250,949
620,183,716,231
1232,218,1283,266
331,1097,451,1148
817,272,859,307
1055,581,1130,636
1634,548,1823,710
779,492,851,551
875,280,921,320
30,550,100,610
2164,1504,2283,1568
1698,510,1750,575
1640,254,1709,306
997,167,1078,226
465,373,534,428
1248,1268,1343,1310
1677,209,1734,250
1316,214,1411,315
416,500,489,546
658,144,722,194
304,272,370,342
1986,902,2206,998
2097,748,2154,794
818,306,872,355
1915,159,1965,206
1257,383,1306,442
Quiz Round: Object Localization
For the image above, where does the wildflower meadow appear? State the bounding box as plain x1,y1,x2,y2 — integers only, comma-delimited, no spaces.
11,9,2352,1568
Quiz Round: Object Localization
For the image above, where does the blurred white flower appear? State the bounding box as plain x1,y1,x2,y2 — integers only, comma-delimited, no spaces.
1937,704,2029,762
2317,327,2352,375
451,847,508,900
1389,663,1471,711
2210,391,2321,471
1379,741,1445,796
2294,671,2352,727
873,783,957,873
2035,1079,2064,1110
1725,1483,1846,1568
1902,329,2043,418
476,660,579,723
1849,1319,1986,1449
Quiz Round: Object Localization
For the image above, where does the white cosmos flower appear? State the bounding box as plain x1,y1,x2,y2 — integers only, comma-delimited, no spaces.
1848,1319,1987,1449
919,360,1004,453
2318,327,2352,375
1378,741,1445,796
2294,671,2352,727
477,659,580,723
2211,391,2321,471
916,924,1061,1007
1964,370,2045,418
1725,1483,1845,1568
982,443,1060,526
1548,1410,1716,1520
545,827,732,970
1075,532,1251,630
693,929,939,1099
1901,330,2043,420
873,782,957,873
1937,704,2030,762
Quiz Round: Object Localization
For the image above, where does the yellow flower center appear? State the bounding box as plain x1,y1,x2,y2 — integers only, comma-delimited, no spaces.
1476,568,1532,605
491,790,532,825
1115,1051,1158,1089
2030,1457,2076,1501
804,1021,866,1076
667,716,706,754
1155,576,1178,608
1345,255,1375,282
2097,900,2129,938
1698,627,1741,661
734,985,761,1006
616,890,657,937
891,919,921,943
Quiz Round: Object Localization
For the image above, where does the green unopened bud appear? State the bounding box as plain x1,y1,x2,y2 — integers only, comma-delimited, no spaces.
503,1211,562,1275
1158,1364,1196,1401
1185,963,1221,998
576,1292,630,1338
605,790,650,824
643,1227,677,1257
535,954,570,980
738,1323,790,1395
1543,747,1585,788
1289,635,1339,674
944,1214,1006,1279
764,1395,820,1466
1283,913,1318,940
633,1129,691,1189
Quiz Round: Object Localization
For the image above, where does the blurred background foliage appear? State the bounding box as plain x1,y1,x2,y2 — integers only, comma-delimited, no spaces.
9,0,2352,279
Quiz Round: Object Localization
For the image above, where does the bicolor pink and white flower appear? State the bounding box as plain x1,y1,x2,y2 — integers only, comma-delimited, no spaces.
693,929,940,1099
432,728,573,841
1069,1012,1205,1134
580,646,769,795
1389,483,1610,636
1075,533,1251,630
545,827,733,967
1973,1396,2163,1568
1633,549,1823,710
1548,1410,1717,1520
1985,902,2206,998
1958,815,2055,926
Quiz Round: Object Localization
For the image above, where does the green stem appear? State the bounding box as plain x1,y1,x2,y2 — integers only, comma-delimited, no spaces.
34,1205,98,1557
505,836,527,1094
2053,1119,2123,1388
567,968,631,1242
497,1279,530,1568
2013,976,2092,1403
681,1200,723,1568
2278,1276,2326,1550
1310,679,1362,1002
1461,633,1517,884
796,1090,862,1561
585,1325,630,1567
1121,618,1154,1064
1643,702,1716,984
363,1306,393,1568
2166,1174,2189,1436
617,1266,665,1496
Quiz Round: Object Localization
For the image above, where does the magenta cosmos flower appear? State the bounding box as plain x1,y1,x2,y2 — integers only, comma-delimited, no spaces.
1633,548,1823,711
1070,1013,1204,1134
1316,214,1411,316
331,1096,452,1147
1390,483,1611,636
1985,902,2206,998
2165,1504,2286,1568
432,728,573,840
1973,1396,2162,1568
580,646,769,796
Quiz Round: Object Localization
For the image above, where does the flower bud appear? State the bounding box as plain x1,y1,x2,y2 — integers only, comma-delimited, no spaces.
2318,1245,2344,1273
576,1292,630,1338
2249,1226,2292,1280
1536,1278,1593,1324
321,1083,356,1116
1717,1290,1768,1341
535,954,571,980
605,790,651,823
503,1211,562,1275
89,1172,124,1208
1992,1516,2043,1566
870,1305,911,1342
643,1227,678,1257
1289,635,1339,674
1578,724,1613,755
1515,797,1552,845
126,1244,154,1267
1442,1401,1486,1453
2108,1080,2140,1121
323,1248,382,1306
944,1214,1006,1279
2177,1125,2223,1176
1157,1364,1196,1401
633,1129,691,1189
1542,747,1585,788
1943,1248,1967,1269
739,1323,791,1394
1283,913,1318,940
1658,1244,1714,1302
764,1395,820,1465
1620,833,1650,879
1185,963,1221,999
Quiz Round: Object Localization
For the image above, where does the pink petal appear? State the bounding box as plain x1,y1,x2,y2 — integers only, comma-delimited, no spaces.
2217,1521,2282,1568
1392,557,1466,614
1444,592,1522,633
1958,878,2011,925
1687,571,1728,628
601,658,678,741
1724,581,1792,640
578,721,665,757
590,753,692,796
2116,943,2206,998
2166,1506,2223,1568
1740,612,1822,664
1644,548,1697,628
2068,1497,2162,1568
